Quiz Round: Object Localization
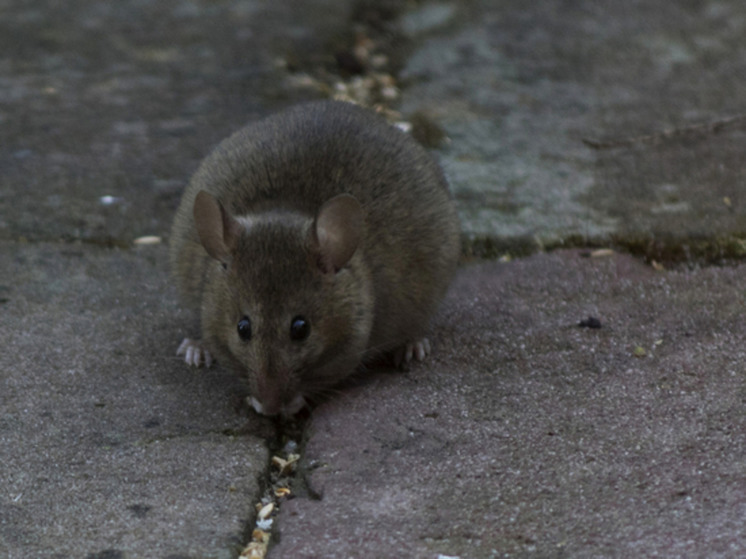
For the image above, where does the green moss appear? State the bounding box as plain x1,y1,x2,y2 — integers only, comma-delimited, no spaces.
461,232,746,266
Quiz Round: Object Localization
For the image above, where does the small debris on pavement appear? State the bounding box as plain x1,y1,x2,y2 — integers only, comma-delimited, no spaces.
280,27,436,137
240,439,301,559
239,541,266,559
590,248,615,258
578,316,602,329
272,453,300,476
133,235,162,245
99,195,123,206
257,502,274,520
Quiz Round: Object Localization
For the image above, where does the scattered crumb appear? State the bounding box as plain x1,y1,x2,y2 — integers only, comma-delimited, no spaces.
239,541,267,559
257,502,274,520
99,195,126,206
133,235,162,245
281,28,441,139
272,453,300,476
240,442,301,558
256,517,273,531
590,248,615,258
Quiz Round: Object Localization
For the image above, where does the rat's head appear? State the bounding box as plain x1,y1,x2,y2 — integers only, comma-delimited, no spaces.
193,190,373,417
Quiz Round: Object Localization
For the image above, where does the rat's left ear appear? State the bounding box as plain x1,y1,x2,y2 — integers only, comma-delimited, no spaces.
311,194,363,274
193,190,242,265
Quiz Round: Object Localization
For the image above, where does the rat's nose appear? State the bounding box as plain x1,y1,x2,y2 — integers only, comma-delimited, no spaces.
282,393,307,416
249,394,306,417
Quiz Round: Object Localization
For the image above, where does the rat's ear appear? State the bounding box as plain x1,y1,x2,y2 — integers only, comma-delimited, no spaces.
193,190,241,264
311,194,363,274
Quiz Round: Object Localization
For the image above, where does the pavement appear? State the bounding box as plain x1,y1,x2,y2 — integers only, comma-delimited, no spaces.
2,1,746,558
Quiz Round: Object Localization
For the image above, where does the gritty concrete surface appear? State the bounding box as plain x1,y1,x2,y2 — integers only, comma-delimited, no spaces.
2,0,746,558
0,0,346,245
399,0,746,258
270,252,746,558
3,0,746,258
0,242,274,558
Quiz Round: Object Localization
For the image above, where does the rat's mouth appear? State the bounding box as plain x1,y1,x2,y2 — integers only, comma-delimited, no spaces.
249,393,306,417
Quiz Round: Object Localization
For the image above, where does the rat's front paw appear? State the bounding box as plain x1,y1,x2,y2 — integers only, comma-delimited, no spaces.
176,337,213,368
393,338,431,369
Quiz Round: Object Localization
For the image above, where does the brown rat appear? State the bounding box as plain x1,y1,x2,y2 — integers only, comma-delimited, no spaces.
170,100,460,416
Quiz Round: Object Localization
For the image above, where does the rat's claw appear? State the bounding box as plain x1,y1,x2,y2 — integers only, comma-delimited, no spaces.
176,338,190,355
186,345,197,366
413,338,431,361
393,337,432,369
176,338,213,368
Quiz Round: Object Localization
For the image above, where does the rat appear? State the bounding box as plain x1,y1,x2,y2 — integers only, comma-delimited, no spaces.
170,100,460,416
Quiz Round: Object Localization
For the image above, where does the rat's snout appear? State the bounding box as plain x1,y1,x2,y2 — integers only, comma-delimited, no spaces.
249,393,306,417
249,365,306,417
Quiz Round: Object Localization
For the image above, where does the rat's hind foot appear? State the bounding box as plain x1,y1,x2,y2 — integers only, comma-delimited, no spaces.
393,338,432,369
176,337,213,368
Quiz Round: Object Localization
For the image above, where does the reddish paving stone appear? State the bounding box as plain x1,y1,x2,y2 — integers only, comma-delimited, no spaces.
270,252,746,558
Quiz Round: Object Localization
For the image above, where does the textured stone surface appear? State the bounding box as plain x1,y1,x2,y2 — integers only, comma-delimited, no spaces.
0,243,272,557
398,0,746,258
270,252,746,558
0,0,347,246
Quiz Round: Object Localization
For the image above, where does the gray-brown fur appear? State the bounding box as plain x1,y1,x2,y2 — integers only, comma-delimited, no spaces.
170,100,460,415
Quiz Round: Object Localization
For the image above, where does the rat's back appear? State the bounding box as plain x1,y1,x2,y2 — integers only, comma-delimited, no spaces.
170,100,460,355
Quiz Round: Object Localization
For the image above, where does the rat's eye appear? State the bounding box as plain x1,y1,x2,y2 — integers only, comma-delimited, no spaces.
290,315,311,341
237,316,252,341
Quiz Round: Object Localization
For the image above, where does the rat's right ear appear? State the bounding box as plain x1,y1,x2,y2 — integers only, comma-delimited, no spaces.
193,190,241,264
311,194,364,274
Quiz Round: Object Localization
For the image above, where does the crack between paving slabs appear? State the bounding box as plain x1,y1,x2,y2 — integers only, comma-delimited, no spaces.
239,414,310,559
237,7,422,556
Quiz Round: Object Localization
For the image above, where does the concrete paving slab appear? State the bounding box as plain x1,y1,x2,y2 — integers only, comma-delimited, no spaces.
0,0,350,246
4,0,745,257
270,252,746,558
398,0,746,258
0,242,272,558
